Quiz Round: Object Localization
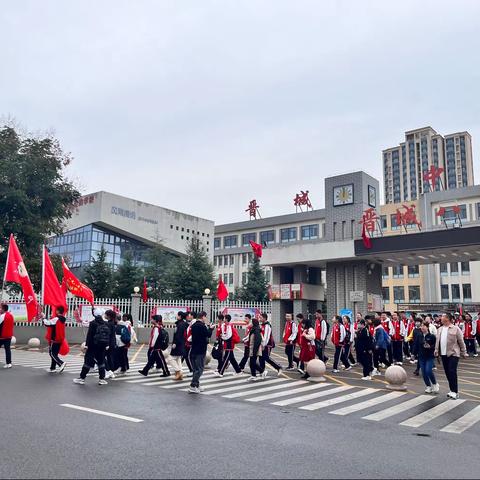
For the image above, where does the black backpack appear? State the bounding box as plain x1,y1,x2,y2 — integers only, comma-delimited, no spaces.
93,321,111,346
160,328,169,351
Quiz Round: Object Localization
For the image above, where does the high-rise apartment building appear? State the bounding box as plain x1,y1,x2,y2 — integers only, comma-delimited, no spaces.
383,127,474,204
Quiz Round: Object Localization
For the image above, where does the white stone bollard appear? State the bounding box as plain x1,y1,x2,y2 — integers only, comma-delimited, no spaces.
306,359,327,382
205,352,212,367
10,336,16,348
80,342,87,353
27,337,41,350
385,365,408,391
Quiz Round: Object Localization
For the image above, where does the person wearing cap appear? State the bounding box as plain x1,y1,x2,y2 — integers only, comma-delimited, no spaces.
74,308,110,385
138,315,170,377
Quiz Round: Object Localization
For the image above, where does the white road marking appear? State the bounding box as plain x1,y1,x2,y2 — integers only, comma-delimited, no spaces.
329,391,407,415
440,404,480,434
223,380,308,399
246,382,331,402
300,388,377,411
202,378,287,395
400,400,466,428
363,395,433,421
60,404,143,423
179,378,259,392
272,385,353,407
160,375,253,389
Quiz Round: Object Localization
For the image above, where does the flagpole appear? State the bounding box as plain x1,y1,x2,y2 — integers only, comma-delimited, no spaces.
41,245,45,310
1,235,12,302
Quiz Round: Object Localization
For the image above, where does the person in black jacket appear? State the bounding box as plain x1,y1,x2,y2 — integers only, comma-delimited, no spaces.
246,318,263,381
410,318,423,376
170,312,188,380
418,321,439,394
74,309,110,385
104,310,117,379
354,319,373,380
188,311,214,394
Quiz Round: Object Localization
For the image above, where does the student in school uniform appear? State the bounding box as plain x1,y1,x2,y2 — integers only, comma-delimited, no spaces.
463,313,478,357
44,305,67,374
239,314,253,371
215,314,243,377
355,319,374,380
138,315,170,377
0,303,15,369
331,315,351,373
246,318,263,382
259,313,283,378
391,312,406,365
298,318,316,379
283,313,298,370
314,310,328,364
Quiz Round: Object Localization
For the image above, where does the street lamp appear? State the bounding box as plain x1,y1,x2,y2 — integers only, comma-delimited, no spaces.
133,286,140,294
204,288,211,295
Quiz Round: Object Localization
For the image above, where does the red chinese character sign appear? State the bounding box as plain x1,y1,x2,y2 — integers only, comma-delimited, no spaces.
436,205,463,229
359,208,381,235
423,165,444,192
395,204,422,231
294,190,313,212
245,199,261,220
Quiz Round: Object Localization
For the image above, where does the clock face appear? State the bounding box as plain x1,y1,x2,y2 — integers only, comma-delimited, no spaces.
368,185,376,207
333,184,354,206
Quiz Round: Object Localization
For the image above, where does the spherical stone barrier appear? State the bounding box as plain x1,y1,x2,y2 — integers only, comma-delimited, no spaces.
205,352,212,366
27,337,41,350
385,365,408,391
10,336,16,348
80,342,87,353
306,359,326,382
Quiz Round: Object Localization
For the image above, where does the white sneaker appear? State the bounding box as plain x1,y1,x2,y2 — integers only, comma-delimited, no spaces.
3,364,12,369
58,362,66,373
350,363,357,367
105,371,115,379
425,386,433,394
73,378,85,385
344,366,352,371
332,369,340,373
277,369,283,377
261,370,268,378
46,369,57,373
98,379,108,385
185,372,193,377
188,386,200,394
213,371,223,378
474,354,479,357
361,376,372,380
286,367,296,371
371,369,381,376
297,367,305,375
246,376,258,382
396,362,403,366
232,372,244,377
447,391,459,400
432,384,440,394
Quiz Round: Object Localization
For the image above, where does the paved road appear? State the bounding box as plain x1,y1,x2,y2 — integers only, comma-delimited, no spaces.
0,348,479,479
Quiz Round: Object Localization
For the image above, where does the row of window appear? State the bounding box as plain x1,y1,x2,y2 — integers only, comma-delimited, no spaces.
439,262,470,276
170,225,210,238
215,224,321,250
214,252,260,268
382,265,420,279
441,283,472,302
383,285,421,303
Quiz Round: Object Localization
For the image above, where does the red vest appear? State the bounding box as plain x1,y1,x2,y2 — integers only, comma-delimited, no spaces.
283,320,293,343
331,323,342,346
244,324,252,345
368,324,375,337
314,319,323,340
392,320,403,341
464,321,473,339
45,317,66,343
382,320,390,334
296,324,303,344
0,312,14,339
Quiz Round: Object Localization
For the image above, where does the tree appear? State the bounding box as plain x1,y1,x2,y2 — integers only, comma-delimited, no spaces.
83,247,114,298
143,240,177,299
168,238,216,300
113,250,142,298
237,256,269,302
0,125,80,290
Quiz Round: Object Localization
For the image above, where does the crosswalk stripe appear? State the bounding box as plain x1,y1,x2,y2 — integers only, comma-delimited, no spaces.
145,372,219,387
179,378,259,392
223,380,308,399
329,391,407,415
161,375,247,389
272,385,353,407
246,383,331,403
300,388,377,411
400,400,466,428
440,404,480,434
202,378,287,395
363,395,433,421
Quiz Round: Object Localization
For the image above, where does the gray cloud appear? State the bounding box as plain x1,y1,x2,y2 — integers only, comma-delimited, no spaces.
1,0,479,223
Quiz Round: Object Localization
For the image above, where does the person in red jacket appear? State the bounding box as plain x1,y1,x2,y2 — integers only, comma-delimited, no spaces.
0,303,14,368
391,312,406,365
215,314,243,377
283,313,298,370
43,305,67,373
331,315,351,373
463,313,478,357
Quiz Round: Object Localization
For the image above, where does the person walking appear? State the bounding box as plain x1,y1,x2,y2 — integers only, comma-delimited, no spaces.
391,312,406,365
170,311,188,380
0,303,15,369
239,314,253,371
463,313,477,357
74,308,111,385
215,314,242,377
418,321,439,394
259,313,283,377
246,318,263,382
213,313,225,372
343,316,356,366
381,312,395,365
188,311,214,394
114,314,131,376
298,318,316,379
122,313,136,371
44,305,67,374
314,311,328,364
138,315,170,377
373,318,391,373
183,311,195,375
435,313,467,400
331,315,350,373
409,318,423,376
355,319,374,380
104,309,117,379
283,313,298,370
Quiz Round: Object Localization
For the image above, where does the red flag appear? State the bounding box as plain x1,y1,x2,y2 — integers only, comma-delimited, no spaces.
42,246,67,315
4,234,39,322
61,258,94,305
361,222,372,249
142,277,148,303
217,275,229,302
249,240,263,258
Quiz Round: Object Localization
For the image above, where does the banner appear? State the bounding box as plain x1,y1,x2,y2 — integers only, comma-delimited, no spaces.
221,307,262,326
269,285,281,300
150,306,191,324
5,302,28,322
74,304,118,326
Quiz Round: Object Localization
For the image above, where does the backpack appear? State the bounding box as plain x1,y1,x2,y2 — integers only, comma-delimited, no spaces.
232,327,241,345
211,340,222,360
160,328,169,351
93,321,111,346
344,328,351,344
120,325,131,344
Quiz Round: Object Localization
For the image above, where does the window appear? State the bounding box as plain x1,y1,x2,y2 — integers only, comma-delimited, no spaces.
242,253,247,265
441,284,449,302
213,256,217,266
223,274,228,284
391,214,401,230
229,273,234,285
440,263,448,276
260,230,275,245
408,286,421,303
224,255,229,266
443,204,467,221
223,235,237,249
242,232,256,246
463,283,472,301
450,262,459,276
393,286,405,303
382,287,390,302
408,265,419,278
248,252,253,264
301,224,319,240
218,256,223,266
451,284,460,301
214,238,221,250
341,221,346,240
393,264,404,279
382,266,389,279
280,227,297,243
333,222,337,241
380,215,387,230
230,255,234,265
265,270,271,283
461,262,470,275
242,272,247,285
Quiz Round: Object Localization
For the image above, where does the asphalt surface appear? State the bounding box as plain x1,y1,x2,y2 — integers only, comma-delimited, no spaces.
0,362,479,479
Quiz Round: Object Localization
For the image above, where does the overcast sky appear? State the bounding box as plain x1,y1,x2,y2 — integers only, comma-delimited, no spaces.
2,0,480,224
